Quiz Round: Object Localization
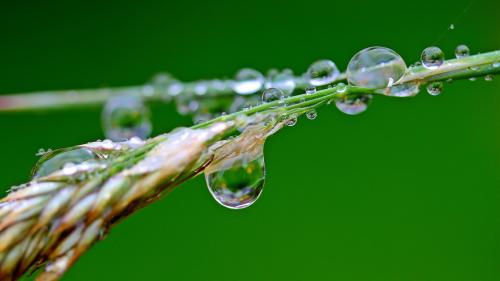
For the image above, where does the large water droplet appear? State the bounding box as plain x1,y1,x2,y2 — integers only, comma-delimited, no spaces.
265,70,296,95
421,46,444,69
426,82,443,96
335,94,372,115
262,88,285,103
32,147,99,178
233,68,264,95
102,96,152,141
455,44,470,58
347,47,407,89
306,60,340,86
205,153,265,209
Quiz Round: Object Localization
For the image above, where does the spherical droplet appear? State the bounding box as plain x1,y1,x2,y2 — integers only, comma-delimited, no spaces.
32,147,99,178
233,68,264,95
306,110,317,120
426,82,443,96
421,46,444,69
265,70,296,95
347,47,407,89
205,154,265,209
455,44,470,58
285,114,298,126
262,88,285,103
305,87,316,95
335,94,372,115
306,59,340,86
102,96,152,141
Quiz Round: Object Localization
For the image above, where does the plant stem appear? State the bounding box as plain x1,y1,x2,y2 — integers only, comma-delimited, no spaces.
1,50,498,113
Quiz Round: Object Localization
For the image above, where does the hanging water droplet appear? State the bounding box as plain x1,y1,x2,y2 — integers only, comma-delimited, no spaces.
346,47,407,89
102,96,152,141
306,60,340,86
421,46,444,69
485,75,493,81
233,68,264,95
265,70,296,95
381,82,420,97
426,82,443,96
455,44,470,58
305,87,316,95
32,147,100,178
335,94,372,115
306,110,317,120
286,114,298,126
261,88,285,103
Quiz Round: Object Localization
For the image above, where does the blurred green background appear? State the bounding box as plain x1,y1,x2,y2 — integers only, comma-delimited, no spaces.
1,0,500,280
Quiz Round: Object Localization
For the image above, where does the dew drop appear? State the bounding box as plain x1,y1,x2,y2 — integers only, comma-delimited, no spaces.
336,82,347,93
455,44,470,58
233,68,264,95
261,88,285,103
493,62,500,68
285,114,298,126
306,110,317,120
335,94,372,115
426,82,443,96
102,96,152,141
205,153,265,209
449,24,455,30
485,75,493,81
306,60,340,86
347,47,407,89
305,87,316,95
421,46,444,69
265,70,296,95
32,147,99,178
469,77,477,81
382,82,420,97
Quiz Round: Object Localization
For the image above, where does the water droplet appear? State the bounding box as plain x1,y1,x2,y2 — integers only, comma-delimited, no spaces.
493,62,500,68
306,60,340,86
485,75,493,81
455,44,470,58
335,94,372,115
305,87,316,95
382,82,420,97
306,110,317,120
347,47,407,89
32,148,99,178
286,114,298,126
233,68,264,95
205,148,266,209
336,82,347,93
421,46,444,69
261,88,285,103
194,82,208,96
265,70,296,95
426,82,443,96
469,77,477,81
102,96,152,141
449,24,455,30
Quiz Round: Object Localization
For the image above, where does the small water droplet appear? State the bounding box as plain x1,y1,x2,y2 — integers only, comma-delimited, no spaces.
32,147,99,178
285,114,298,126
493,62,500,68
347,47,407,89
383,82,420,97
421,46,444,69
469,77,477,81
306,60,340,86
265,70,296,95
306,110,317,120
205,152,265,209
455,44,470,58
102,96,152,141
261,88,285,103
426,82,443,96
305,87,316,95
485,75,493,81
335,94,372,115
449,24,455,30
336,83,347,93
233,68,264,95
